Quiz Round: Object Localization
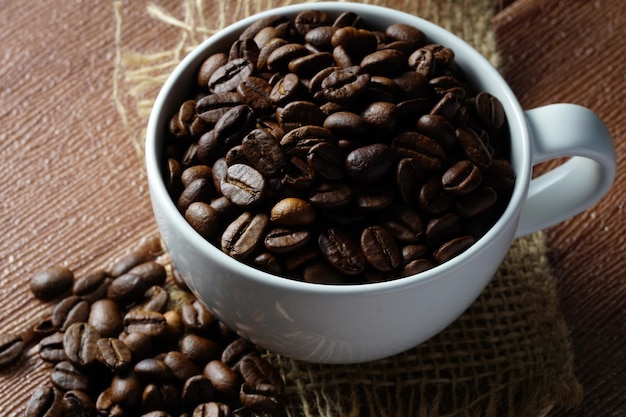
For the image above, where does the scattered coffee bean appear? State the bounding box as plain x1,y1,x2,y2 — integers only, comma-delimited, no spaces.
30,265,74,301
0,333,24,368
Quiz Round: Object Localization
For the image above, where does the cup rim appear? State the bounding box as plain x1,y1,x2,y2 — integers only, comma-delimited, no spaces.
146,1,531,296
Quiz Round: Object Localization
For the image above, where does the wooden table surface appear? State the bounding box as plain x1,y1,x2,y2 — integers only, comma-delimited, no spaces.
1,1,623,416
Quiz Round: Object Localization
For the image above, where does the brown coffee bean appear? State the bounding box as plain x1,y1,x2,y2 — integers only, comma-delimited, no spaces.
360,226,402,272
455,186,498,218
277,100,326,132
418,177,454,215
123,310,167,338
25,386,64,417
62,390,98,417
442,160,482,195
280,125,334,157
163,351,201,383
39,332,68,363
392,131,445,171
221,212,268,259
30,265,74,301
182,375,215,412
381,205,424,243
331,26,377,60
267,43,310,72
192,402,231,417
87,299,123,337
198,53,229,88
221,164,266,207
416,113,457,149
96,338,132,372
236,77,273,114
264,228,311,254
203,360,240,400
119,331,153,361
307,142,345,181
399,258,436,277
386,23,426,49
483,158,515,189
51,296,89,332
185,202,221,240
33,316,57,341
360,49,407,77
134,285,170,314
63,322,100,367
396,158,424,204
473,92,505,130
269,197,316,226
134,358,173,382
457,127,493,169
318,228,366,275
241,129,286,178
0,333,24,368
345,143,393,181
434,235,475,263
143,383,180,414
426,213,462,247
181,299,217,335
237,355,284,413
221,338,257,367
72,269,112,304
110,371,142,408
322,66,370,104
107,273,149,306
180,334,221,366
208,58,254,94
309,182,353,208
50,360,90,392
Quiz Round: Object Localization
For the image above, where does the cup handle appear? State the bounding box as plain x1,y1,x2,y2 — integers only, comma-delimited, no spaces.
515,103,616,238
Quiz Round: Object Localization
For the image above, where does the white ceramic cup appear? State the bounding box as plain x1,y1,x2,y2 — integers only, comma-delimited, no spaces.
145,2,616,364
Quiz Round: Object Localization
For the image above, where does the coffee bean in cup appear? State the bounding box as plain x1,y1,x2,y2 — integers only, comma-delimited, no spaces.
162,10,515,284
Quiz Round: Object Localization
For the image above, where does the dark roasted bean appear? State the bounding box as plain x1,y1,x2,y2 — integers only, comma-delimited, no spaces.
221,164,266,207
50,361,90,392
39,332,68,363
63,322,100,367
30,265,74,301
96,338,132,372
434,235,475,263
51,296,89,332
25,386,64,417
360,226,402,272
62,390,98,417
221,212,268,259
0,333,24,368
318,228,366,275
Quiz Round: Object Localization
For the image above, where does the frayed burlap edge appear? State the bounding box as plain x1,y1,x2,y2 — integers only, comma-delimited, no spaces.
112,1,582,416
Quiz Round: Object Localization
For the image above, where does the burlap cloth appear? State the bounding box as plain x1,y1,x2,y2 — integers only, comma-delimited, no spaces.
113,1,582,416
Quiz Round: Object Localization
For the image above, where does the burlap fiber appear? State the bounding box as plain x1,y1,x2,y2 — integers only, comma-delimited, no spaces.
113,1,582,416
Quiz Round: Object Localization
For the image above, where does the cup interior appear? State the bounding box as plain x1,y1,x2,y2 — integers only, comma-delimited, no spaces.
146,2,531,293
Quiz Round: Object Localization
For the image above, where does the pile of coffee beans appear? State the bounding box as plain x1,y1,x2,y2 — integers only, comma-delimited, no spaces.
1,236,285,416
163,10,515,284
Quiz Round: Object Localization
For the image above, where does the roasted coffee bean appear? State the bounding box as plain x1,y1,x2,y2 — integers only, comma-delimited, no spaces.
107,273,149,306
25,386,64,417
392,131,445,171
185,202,221,240
267,43,310,72
96,338,132,372
434,235,475,263
399,258,436,276
355,188,395,211
381,205,424,243
360,226,402,272
133,357,173,382
361,49,407,77
182,375,215,411
180,334,221,366
473,91,506,130
306,142,345,180
277,101,326,132
281,156,315,189
386,23,426,49
203,360,240,400
241,129,286,178
426,213,462,247
95,388,126,417
264,228,311,254
62,390,98,417
321,66,370,104
221,338,257,367
360,101,399,133
143,383,180,414
396,158,424,204
268,72,306,106
124,310,168,337
331,26,377,60
30,265,74,301
455,186,498,218
221,212,268,259
119,331,153,361
39,332,68,363
221,164,266,207
318,228,366,275
178,178,214,213
0,333,24,368
323,110,370,138
457,127,493,169
110,371,142,408
408,47,435,77
237,355,284,413
430,91,461,121
208,58,255,94
198,53,229,88
280,125,334,157
62,324,98,369
416,113,457,149
309,182,353,208
270,197,316,226
236,77,273,114
289,52,335,78
228,39,259,67
345,143,393,181
33,316,57,340
72,269,112,304
163,351,201,383
134,285,170,313
442,160,482,195
51,296,89,332
50,360,90,392
106,237,163,278
181,299,217,335
483,158,515,189
418,177,454,215
192,402,231,417
181,165,213,189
